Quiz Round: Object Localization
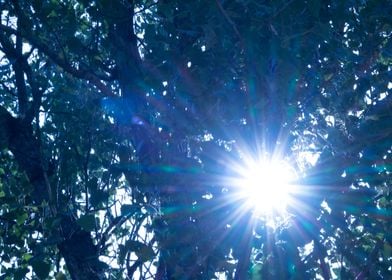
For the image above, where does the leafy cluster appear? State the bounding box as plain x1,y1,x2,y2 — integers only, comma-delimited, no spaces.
0,0,391,279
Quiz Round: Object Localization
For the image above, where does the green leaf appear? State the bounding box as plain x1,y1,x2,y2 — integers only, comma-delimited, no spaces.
384,243,392,258
16,213,28,226
22,253,32,262
47,10,57,18
125,240,155,262
77,214,96,231
44,216,62,231
138,244,155,262
55,272,67,280
32,260,51,280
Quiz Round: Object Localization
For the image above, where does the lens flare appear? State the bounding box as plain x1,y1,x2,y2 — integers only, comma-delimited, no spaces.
235,157,297,215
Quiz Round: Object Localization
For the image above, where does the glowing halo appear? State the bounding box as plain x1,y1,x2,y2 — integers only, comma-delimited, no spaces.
230,155,298,217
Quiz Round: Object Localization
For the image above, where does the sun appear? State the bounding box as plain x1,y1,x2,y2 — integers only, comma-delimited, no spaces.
234,157,297,215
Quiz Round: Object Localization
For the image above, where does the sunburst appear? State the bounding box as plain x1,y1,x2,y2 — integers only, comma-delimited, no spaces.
230,155,298,218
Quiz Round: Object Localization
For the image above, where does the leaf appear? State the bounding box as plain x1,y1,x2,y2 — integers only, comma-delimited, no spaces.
90,189,109,208
32,260,51,280
138,244,155,262
13,267,29,280
55,272,67,280
384,243,392,258
324,73,334,81
22,253,32,262
16,213,28,226
118,244,127,265
77,214,96,231
44,216,62,231
125,240,155,262
46,10,57,18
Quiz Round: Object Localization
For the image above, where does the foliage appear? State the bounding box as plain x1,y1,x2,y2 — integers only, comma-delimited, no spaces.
0,0,391,279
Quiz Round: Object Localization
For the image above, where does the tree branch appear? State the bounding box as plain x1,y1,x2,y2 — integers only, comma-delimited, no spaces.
234,213,254,280
0,23,115,98
215,0,244,47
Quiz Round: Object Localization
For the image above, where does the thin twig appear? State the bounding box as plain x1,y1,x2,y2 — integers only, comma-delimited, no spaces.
134,1,158,15
282,27,315,43
272,0,295,18
215,0,244,47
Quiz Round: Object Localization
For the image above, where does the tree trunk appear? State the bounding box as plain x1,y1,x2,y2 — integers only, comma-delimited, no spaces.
0,106,106,280
234,213,254,280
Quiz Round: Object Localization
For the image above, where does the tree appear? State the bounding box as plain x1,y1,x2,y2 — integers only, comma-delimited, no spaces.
0,0,391,279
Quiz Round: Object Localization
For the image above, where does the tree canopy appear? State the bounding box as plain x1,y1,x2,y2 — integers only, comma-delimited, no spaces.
0,0,391,279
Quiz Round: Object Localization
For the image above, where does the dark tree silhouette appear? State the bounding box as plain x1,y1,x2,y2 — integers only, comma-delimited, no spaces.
0,0,391,279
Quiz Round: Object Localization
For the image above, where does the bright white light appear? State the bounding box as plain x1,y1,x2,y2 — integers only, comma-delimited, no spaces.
236,158,297,215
